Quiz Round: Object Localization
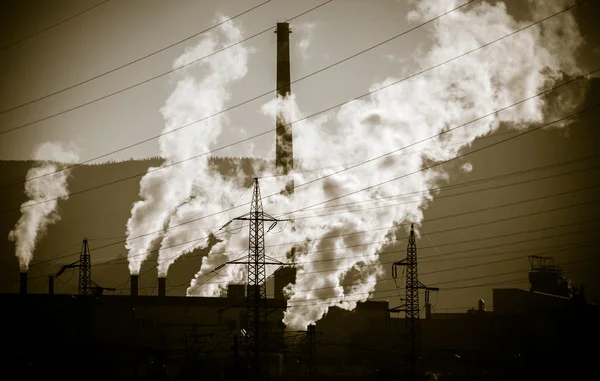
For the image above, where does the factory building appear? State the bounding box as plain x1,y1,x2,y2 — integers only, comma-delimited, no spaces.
1,265,598,381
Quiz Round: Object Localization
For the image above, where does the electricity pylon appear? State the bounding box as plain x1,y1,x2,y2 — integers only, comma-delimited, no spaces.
391,223,438,378
220,178,290,379
56,238,114,296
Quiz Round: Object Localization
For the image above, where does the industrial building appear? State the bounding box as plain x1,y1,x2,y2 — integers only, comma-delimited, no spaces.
1,248,598,381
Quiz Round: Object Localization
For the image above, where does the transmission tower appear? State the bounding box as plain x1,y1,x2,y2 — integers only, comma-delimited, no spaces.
56,238,115,296
221,178,289,379
391,223,438,378
79,238,92,295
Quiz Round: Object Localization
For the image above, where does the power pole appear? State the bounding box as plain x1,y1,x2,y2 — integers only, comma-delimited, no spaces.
220,178,290,379
391,224,438,378
79,238,92,295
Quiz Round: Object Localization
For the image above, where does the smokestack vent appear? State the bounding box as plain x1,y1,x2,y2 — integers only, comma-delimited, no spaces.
158,277,166,297
131,275,138,297
48,275,54,295
20,272,27,295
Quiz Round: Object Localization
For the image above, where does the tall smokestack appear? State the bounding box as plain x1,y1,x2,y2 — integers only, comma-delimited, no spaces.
158,277,166,297
19,272,27,295
48,275,54,295
131,275,138,297
275,22,293,192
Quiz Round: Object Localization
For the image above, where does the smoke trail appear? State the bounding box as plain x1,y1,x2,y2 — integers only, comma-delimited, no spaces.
125,14,252,275
187,0,586,330
8,142,79,271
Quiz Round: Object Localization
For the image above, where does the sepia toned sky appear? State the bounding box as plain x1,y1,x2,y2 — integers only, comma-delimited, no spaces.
0,0,428,161
0,0,599,313
0,0,598,161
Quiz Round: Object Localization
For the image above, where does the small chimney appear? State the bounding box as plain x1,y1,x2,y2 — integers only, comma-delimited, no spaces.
158,277,166,297
48,275,54,295
19,272,27,295
130,274,138,297
478,299,486,312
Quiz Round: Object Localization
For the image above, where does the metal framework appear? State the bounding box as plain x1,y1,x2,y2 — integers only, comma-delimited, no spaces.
79,238,92,295
391,224,438,377
222,178,289,378
56,238,114,296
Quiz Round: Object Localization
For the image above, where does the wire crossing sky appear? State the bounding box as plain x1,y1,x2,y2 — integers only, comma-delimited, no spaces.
0,0,599,323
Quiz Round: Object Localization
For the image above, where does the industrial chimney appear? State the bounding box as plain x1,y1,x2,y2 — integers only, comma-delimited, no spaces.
130,274,138,297
48,275,54,295
19,272,27,295
275,22,294,193
158,277,166,297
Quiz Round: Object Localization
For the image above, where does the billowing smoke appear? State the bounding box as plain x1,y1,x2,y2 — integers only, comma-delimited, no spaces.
185,0,585,330
8,142,79,271
126,15,252,276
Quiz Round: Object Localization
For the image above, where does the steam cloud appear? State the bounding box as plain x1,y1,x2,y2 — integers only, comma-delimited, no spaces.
185,0,585,330
8,142,79,271
126,15,252,276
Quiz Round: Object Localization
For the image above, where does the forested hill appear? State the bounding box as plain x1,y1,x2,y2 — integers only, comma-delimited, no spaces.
0,157,264,295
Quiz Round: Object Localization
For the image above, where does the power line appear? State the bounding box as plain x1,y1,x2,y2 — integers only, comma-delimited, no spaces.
56,152,597,249
166,233,599,295
0,0,111,51
161,225,600,291
283,260,598,308
83,153,600,240
288,182,600,221
2,3,596,296
59,220,600,278
0,0,493,186
13,230,596,299
278,103,600,218
0,0,335,136
0,0,272,114
111,259,597,305
1,62,595,220
12,157,600,272
64,203,600,292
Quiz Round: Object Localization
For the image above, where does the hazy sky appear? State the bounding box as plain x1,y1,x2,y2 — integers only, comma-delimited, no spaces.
0,0,431,161
1,0,600,314
0,0,598,161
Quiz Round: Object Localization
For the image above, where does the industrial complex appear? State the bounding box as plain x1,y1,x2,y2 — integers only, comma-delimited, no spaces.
1,15,599,381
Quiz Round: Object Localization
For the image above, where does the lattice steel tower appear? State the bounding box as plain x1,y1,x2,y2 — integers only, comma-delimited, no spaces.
79,238,92,295
402,224,420,372
225,178,289,379
391,224,437,377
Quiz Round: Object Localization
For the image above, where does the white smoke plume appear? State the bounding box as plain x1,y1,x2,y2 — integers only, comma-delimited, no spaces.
126,14,252,276
187,0,585,330
295,22,317,62
8,142,79,271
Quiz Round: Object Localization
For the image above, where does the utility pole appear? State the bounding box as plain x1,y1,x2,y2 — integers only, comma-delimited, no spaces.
220,178,290,379
391,224,438,378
